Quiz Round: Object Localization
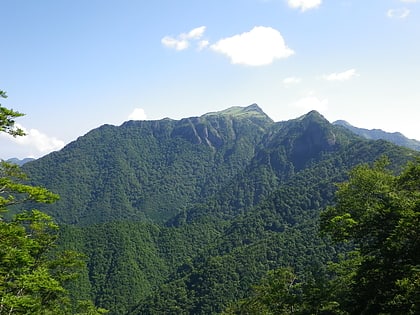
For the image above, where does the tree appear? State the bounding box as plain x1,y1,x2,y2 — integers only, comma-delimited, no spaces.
0,91,107,314
1,160,59,210
0,90,25,137
0,209,67,314
320,157,420,314
223,267,301,315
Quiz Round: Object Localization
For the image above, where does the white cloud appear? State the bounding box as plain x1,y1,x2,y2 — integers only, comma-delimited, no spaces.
322,69,359,81
161,36,189,51
210,26,294,66
387,8,410,19
400,0,419,3
128,108,147,120
161,26,206,51
287,0,322,12
2,124,65,156
292,95,329,112
283,76,302,85
185,26,206,40
198,40,210,50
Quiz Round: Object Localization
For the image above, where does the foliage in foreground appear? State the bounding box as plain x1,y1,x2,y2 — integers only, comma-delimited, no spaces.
0,90,106,314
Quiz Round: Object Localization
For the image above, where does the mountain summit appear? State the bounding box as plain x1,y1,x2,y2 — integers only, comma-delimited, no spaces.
202,103,273,126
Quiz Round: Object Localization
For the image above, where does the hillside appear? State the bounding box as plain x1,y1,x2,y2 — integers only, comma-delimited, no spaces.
23,104,273,225
21,105,418,314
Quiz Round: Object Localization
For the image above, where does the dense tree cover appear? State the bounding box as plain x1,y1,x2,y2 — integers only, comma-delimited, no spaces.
320,157,420,314
129,154,416,314
223,267,308,315
23,106,274,225
129,160,338,314
55,218,226,314
223,265,344,315
224,158,420,314
0,208,92,314
18,104,419,314
0,91,106,314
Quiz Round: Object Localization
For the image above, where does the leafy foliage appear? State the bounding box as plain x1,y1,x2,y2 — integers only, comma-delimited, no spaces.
0,174,104,315
0,90,106,315
1,161,59,211
0,90,25,137
1,210,73,314
320,158,420,314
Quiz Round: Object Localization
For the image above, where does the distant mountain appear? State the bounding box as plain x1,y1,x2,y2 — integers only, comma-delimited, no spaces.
6,157,35,165
20,105,418,314
333,119,420,151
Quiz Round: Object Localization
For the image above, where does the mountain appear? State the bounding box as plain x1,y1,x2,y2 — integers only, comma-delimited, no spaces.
333,119,420,151
5,157,35,165
23,104,273,225
20,105,418,314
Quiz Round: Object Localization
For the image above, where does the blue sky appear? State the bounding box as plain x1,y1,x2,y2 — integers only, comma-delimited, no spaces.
1,0,419,159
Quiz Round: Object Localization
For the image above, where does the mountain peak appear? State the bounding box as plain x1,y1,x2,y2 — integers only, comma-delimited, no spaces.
297,110,328,122
244,103,264,113
333,120,352,127
202,103,272,121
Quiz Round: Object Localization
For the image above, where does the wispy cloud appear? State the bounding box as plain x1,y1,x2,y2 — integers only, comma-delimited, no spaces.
161,37,189,51
198,40,209,50
287,0,322,12
161,26,206,51
128,108,147,120
387,7,410,19
186,26,206,39
400,0,419,3
322,69,359,81
283,77,302,85
210,26,294,66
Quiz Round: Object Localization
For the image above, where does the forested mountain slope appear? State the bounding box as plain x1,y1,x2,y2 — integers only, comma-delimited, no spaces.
21,105,418,314
23,104,272,225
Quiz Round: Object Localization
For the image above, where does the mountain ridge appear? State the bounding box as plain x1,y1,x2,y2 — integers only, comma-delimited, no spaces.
333,119,420,151
17,105,418,314
22,106,415,226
